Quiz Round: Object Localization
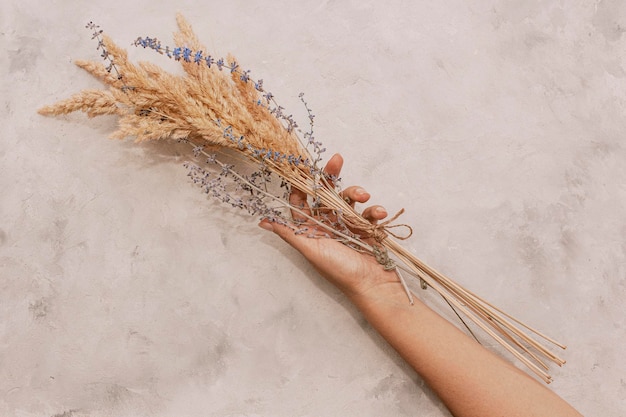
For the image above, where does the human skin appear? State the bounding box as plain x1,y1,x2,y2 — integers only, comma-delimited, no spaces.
258,154,583,417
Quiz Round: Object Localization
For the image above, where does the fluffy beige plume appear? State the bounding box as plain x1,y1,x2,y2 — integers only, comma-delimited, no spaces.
38,15,305,160
38,89,120,118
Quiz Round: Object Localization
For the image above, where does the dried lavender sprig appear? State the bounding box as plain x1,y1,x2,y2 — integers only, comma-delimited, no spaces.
184,160,286,218
134,37,255,80
297,93,325,165
186,145,293,217
86,22,136,93
219,122,324,177
134,37,239,73
86,22,116,74
187,143,290,219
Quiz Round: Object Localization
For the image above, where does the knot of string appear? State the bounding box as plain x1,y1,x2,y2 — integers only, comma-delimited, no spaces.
367,208,413,242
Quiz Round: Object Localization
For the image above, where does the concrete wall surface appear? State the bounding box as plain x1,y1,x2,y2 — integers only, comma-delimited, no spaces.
1,1,625,416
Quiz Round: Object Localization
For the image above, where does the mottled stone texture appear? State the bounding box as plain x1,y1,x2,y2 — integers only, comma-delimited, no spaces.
1,1,625,416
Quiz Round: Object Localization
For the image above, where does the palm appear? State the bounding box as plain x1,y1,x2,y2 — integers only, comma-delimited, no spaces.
260,154,397,298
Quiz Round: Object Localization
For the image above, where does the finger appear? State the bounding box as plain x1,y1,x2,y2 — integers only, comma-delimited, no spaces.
291,153,343,222
323,153,343,188
340,186,371,207
362,205,388,224
289,186,310,222
259,218,312,254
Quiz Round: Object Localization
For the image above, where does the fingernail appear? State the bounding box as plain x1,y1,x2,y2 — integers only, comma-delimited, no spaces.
355,187,368,197
258,220,274,232
375,207,387,215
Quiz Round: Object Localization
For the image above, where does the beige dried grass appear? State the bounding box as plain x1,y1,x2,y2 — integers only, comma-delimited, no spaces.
39,14,567,383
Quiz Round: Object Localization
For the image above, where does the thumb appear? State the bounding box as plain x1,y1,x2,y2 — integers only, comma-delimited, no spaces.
258,218,310,253
258,218,294,242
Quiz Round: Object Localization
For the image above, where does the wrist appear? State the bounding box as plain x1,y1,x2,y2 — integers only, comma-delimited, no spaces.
346,273,424,311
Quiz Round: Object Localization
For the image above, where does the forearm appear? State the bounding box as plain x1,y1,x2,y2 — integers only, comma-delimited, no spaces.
349,281,583,417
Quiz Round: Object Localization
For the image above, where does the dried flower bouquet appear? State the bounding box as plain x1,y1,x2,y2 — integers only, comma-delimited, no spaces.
39,14,566,383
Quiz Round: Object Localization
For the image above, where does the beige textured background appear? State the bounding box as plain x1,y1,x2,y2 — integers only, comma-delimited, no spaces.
1,1,625,416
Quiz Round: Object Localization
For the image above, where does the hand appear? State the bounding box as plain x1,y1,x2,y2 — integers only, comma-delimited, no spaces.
258,154,402,300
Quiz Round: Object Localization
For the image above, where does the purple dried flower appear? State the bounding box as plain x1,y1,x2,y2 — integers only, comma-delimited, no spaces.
192,145,204,157
182,47,192,62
